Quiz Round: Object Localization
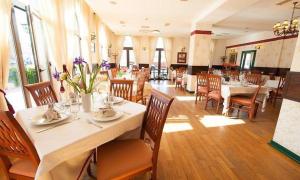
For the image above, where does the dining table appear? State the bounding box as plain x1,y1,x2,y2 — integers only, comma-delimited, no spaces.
15,98,146,180
221,81,270,115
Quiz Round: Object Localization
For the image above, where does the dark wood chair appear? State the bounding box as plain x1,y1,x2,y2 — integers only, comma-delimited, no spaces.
110,79,134,101
96,89,174,180
132,76,146,104
272,76,286,106
195,73,208,104
204,74,223,113
0,111,40,180
25,81,58,106
245,73,261,85
229,85,261,120
229,70,240,81
108,68,118,80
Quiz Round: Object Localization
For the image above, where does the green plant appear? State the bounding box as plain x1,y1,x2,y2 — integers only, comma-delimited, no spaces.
25,68,38,84
8,67,20,87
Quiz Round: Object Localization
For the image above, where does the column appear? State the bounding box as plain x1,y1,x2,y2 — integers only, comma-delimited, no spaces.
186,26,214,92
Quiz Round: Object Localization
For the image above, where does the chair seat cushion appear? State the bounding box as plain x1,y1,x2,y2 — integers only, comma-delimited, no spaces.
231,96,252,106
9,159,37,177
208,90,221,99
97,139,152,180
197,86,207,94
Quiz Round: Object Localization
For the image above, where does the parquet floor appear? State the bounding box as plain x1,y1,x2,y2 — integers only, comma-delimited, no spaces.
2,80,300,180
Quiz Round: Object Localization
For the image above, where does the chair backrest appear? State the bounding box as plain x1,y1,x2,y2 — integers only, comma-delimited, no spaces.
176,68,185,78
0,111,40,166
196,73,208,88
245,73,261,85
251,85,262,104
140,90,174,168
136,76,145,101
229,70,240,80
277,76,286,89
25,81,58,106
108,68,118,80
208,74,221,92
110,79,134,101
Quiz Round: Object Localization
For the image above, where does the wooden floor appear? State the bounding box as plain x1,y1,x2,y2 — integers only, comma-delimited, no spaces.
2,80,300,180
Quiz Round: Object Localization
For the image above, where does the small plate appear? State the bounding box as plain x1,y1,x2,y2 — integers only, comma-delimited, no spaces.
113,97,124,104
93,111,123,122
32,113,70,126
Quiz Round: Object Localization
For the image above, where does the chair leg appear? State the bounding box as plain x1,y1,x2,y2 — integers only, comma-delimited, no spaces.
216,100,220,113
205,98,209,110
195,94,198,104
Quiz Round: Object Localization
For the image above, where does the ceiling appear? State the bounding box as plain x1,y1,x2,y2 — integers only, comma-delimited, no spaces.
85,0,300,38
215,0,300,37
85,0,223,37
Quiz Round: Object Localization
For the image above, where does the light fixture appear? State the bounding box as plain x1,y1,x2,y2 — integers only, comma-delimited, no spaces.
152,30,160,34
273,2,299,36
164,23,171,26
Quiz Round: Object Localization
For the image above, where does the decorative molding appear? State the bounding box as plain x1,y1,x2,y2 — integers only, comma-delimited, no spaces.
226,34,298,49
269,140,300,164
190,30,212,36
187,65,209,75
283,71,300,102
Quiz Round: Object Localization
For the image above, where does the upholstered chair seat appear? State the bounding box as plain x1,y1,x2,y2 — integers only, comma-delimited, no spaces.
97,139,152,180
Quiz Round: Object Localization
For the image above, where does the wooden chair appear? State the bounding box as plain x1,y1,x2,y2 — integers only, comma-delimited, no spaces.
142,68,150,82
229,70,240,81
229,85,261,120
108,68,118,80
272,76,286,106
245,73,261,85
0,111,40,180
96,89,174,180
175,69,185,89
205,75,223,113
132,76,146,104
110,79,134,101
25,81,58,106
0,111,95,180
195,73,208,104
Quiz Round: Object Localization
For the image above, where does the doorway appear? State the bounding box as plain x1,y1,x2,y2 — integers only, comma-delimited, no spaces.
240,50,256,70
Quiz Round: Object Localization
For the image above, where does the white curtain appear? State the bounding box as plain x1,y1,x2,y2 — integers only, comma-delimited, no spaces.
116,36,125,66
149,37,158,65
0,0,11,111
163,37,173,68
132,36,140,64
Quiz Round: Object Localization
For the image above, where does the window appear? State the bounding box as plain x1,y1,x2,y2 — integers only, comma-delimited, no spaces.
120,36,136,67
152,37,167,80
240,50,256,70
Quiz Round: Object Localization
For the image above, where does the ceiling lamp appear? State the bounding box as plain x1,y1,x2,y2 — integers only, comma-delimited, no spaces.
273,2,299,36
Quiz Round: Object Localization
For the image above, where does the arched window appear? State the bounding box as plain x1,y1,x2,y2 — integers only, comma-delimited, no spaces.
152,37,167,79
120,36,135,67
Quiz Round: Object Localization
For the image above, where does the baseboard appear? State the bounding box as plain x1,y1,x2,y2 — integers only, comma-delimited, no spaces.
269,140,300,164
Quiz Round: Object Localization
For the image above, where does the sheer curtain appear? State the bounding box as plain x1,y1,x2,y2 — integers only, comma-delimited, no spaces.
132,36,140,64
149,37,158,65
116,36,125,66
163,37,173,68
0,0,11,111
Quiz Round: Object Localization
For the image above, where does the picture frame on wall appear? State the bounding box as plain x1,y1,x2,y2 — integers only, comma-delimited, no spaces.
228,52,238,64
177,52,187,63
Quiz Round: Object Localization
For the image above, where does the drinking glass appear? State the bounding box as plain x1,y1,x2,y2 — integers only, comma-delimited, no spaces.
70,98,80,120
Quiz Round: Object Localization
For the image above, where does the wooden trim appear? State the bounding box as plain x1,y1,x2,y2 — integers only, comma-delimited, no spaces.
283,71,300,102
226,35,298,49
269,140,300,164
191,30,212,36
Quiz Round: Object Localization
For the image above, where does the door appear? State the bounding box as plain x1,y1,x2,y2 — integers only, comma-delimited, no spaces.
10,3,50,107
152,48,168,80
240,50,256,70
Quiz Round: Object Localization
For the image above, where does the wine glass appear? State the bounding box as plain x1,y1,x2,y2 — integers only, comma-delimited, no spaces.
70,98,80,120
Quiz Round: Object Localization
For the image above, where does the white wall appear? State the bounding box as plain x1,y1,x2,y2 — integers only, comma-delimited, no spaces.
171,37,190,64
212,31,297,68
272,35,300,156
212,39,226,65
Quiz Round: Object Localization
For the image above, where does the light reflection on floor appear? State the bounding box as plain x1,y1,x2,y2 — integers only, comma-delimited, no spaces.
163,122,193,133
199,115,245,128
175,96,196,101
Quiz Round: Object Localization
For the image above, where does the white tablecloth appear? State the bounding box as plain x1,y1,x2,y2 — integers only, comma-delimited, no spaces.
221,83,270,114
16,101,146,180
265,80,279,89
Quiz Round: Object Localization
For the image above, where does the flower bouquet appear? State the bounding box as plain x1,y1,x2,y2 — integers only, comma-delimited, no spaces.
53,57,101,112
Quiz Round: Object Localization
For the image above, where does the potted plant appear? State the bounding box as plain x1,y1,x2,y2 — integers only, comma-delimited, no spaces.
53,57,101,112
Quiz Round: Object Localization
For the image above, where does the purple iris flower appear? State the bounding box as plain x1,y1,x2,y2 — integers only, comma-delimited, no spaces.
52,68,60,81
101,60,110,69
74,57,87,65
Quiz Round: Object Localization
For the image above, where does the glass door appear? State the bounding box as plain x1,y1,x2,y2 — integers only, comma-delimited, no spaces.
240,50,256,70
10,3,50,108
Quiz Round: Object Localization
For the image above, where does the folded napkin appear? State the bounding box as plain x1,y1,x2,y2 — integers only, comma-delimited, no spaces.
96,106,116,118
43,104,61,121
